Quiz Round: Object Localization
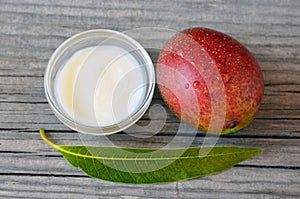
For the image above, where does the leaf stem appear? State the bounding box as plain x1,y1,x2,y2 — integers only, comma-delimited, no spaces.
40,128,60,150
40,128,92,158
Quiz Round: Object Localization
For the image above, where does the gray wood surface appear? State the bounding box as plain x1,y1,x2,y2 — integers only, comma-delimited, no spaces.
0,0,299,198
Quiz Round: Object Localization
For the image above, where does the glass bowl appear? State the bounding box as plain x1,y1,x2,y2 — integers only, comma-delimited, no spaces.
44,29,155,135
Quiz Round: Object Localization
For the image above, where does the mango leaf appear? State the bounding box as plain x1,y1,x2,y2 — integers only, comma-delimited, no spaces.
40,129,263,184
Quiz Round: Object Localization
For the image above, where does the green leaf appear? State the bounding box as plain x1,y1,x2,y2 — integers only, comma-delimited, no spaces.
40,129,263,184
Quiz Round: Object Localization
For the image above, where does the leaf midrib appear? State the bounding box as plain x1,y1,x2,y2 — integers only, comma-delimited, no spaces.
61,147,260,161
40,128,260,161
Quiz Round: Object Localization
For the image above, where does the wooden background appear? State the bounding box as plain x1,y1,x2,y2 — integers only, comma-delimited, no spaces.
0,0,299,198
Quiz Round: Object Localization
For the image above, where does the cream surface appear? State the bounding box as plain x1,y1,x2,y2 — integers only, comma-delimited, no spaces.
56,46,146,127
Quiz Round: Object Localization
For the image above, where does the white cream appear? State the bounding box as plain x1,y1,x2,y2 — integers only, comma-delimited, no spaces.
55,45,147,127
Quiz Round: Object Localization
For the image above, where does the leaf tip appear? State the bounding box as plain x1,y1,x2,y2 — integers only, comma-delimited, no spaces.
256,148,264,154
247,147,264,158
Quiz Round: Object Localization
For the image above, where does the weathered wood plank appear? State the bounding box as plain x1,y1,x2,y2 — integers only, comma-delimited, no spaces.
0,114,299,138
0,167,299,199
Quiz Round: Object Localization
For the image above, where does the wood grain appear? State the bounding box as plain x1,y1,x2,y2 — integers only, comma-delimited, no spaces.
0,0,299,198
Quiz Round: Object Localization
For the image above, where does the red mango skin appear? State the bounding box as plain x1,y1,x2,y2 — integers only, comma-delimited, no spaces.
157,28,264,134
